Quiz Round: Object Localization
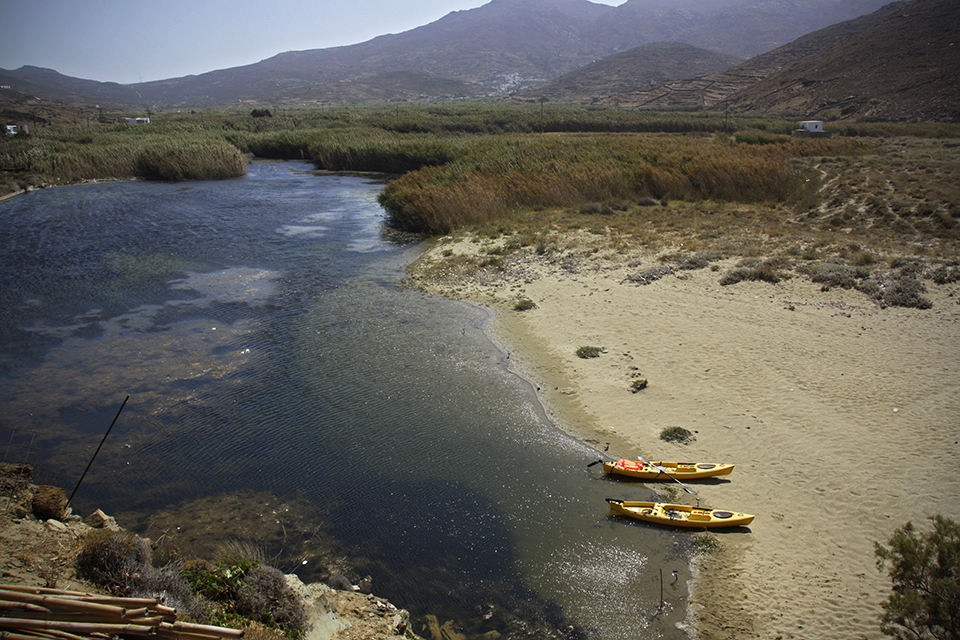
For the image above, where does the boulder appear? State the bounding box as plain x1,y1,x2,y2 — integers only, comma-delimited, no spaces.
84,508,120,530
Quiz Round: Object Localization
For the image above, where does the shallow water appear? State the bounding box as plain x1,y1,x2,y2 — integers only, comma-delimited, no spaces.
0,162,691,639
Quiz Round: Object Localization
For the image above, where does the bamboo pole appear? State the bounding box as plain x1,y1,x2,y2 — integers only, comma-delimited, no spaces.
160,622,244,638
0,589,94,599
0,586,241,640
0,618,156,636
0,614,164,626
0,590,162,609
1,632,51,640
0,592,131,618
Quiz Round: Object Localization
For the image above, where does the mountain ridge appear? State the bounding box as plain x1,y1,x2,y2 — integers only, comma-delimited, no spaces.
1,0,893,108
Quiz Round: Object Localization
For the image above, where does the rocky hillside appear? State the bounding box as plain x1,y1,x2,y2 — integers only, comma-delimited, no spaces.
720,0,960,121
0,464,410,640
514,42,743,101
597,0,908,109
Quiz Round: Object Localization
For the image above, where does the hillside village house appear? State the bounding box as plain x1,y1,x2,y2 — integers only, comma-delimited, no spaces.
791,120,831,138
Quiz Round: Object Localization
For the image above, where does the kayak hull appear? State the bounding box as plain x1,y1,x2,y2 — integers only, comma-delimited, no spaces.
603,460,734,480
608,500,754,528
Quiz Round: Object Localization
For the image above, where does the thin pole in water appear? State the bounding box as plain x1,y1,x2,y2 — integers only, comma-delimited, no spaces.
67,395,130,508
659,568,664,610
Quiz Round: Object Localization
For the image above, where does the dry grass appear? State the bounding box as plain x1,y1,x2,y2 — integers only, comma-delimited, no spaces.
410,136,960,309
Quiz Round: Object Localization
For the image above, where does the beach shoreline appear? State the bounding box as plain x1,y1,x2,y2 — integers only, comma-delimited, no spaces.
408,234,960,640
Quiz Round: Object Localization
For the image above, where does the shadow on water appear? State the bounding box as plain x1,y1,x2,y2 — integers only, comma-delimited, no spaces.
0,163,694,640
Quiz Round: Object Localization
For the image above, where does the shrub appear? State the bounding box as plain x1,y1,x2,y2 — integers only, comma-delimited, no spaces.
927,263,960,285
719,258,789,286
626,265,674,285
513,299,536,311
874,515,960,639
859,275,933,309
630,378,648,393
677,250,722,271
579,203,602,214
810,261,861,289
576,346,602,359
76,530,152,593
133,560,212,624
660,426,695,444
233,565,307,631
184,559,305,632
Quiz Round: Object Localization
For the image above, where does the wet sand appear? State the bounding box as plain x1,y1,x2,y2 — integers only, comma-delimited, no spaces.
409,237,960,639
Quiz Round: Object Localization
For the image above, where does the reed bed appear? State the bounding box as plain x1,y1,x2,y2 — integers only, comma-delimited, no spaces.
308,128,469,174
0,126,246,189
378,133,864,234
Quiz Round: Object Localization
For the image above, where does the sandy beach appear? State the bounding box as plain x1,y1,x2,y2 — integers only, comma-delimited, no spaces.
408,233,960,640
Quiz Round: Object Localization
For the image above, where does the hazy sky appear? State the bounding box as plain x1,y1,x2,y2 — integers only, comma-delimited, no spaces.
2,0,626,85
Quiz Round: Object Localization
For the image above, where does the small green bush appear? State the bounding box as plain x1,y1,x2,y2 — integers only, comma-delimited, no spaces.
184,559,305,632
660,426,695,444
513,298,536,311
875,515,960,640
630,378,648,393
576,346,602,359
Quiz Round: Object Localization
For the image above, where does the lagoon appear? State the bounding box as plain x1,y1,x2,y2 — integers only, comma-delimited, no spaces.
0,162,691,640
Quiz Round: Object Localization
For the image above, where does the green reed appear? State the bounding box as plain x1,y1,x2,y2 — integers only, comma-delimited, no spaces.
0,124,246,189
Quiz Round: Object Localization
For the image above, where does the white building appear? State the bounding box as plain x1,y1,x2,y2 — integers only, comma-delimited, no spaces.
792,120,831,138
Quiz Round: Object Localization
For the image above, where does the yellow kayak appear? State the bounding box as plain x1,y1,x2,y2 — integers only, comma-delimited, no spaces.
603,459,734,480
607,499,754,529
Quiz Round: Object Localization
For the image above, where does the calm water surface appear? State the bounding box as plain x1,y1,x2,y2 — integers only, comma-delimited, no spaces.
0,162,692,639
